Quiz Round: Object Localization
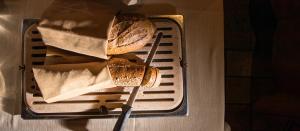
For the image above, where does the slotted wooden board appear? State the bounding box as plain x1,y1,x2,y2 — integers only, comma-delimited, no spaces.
24,18,184,113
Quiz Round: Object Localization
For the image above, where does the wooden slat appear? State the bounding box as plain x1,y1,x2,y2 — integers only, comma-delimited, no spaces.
31,93,177,102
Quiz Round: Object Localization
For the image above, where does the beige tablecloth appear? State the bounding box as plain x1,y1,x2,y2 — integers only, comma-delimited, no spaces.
0,0,224,130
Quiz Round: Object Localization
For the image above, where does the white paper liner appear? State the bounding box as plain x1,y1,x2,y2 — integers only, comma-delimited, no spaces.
38,27,110,59
32,62,116,103
37,0,126,59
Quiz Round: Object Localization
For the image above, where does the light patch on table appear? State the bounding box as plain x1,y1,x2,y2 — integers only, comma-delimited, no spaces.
0,15,11,33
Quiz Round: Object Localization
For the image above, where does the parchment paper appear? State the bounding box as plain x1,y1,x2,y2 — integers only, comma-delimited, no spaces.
37,0,127,59
33,62,116,103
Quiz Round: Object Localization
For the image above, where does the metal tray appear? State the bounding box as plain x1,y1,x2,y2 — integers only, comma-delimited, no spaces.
20,15,188,119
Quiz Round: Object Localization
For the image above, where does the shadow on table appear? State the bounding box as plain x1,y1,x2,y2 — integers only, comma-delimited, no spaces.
0,0,4,11
61,118,90,131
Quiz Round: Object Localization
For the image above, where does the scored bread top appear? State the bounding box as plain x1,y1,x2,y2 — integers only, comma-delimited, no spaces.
107,14,156,55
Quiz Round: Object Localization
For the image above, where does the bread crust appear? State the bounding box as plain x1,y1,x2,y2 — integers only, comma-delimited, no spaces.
107,14,156,55
108,58,145,86
107,58,161,88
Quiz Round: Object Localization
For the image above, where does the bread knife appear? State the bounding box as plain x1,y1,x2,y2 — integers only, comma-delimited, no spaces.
113,32,163,131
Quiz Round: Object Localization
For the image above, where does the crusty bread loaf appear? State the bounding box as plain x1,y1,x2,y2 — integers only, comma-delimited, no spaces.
107,58,161,88
38,1,156,59
108,58,145,86
107,14,156,55
38,13,156,58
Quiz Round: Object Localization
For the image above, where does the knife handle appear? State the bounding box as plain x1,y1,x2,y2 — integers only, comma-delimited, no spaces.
113,105,132,131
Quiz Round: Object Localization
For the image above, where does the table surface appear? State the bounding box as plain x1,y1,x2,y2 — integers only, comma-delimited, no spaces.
0,0,224,131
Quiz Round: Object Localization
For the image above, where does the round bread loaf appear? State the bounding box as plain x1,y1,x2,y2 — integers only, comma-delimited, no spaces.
107,58,161,88
108,58,145,86
107,14,156,55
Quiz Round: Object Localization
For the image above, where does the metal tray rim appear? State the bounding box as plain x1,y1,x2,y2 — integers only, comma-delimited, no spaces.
20,16,188,119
